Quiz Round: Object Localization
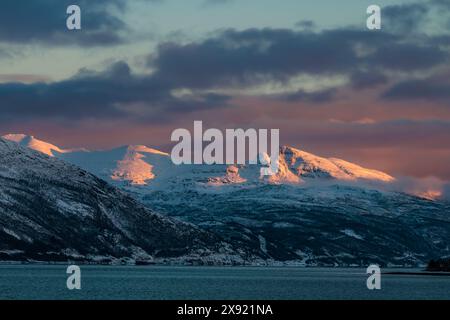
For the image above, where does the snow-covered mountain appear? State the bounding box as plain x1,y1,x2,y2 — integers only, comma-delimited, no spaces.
0,138,254,264
2,134,87,157
3,134,450,266
3,134,394,188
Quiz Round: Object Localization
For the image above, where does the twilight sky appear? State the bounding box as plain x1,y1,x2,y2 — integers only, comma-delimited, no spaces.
1,0,450,181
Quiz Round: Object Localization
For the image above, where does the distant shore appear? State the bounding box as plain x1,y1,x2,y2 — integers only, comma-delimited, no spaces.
2,261,447,272
384,271,450,276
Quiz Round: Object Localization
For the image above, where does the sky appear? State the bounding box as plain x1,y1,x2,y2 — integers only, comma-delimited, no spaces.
0,0,450,181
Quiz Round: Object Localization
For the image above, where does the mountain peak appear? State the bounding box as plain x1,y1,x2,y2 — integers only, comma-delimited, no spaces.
3,133,34,143
2,134,170,186
2,133,89,157
280,145,394,182
2,133,64,156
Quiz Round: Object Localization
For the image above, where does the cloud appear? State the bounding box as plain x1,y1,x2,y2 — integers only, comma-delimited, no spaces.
279,88,337,103
149,27,447,93
383,3,429,33
0,0,158,46
350,71,387,89
367,43,448,71
383,77,450,103
431,0,450,9
150,28,362,88
0,61,231,123
295,20,315,30
382,0,450,35
296,119,450,150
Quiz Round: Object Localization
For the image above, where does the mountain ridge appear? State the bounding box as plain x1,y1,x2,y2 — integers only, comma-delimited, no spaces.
3,133,395,187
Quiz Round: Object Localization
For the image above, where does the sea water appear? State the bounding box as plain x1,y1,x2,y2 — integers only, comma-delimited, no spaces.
0,265,449,300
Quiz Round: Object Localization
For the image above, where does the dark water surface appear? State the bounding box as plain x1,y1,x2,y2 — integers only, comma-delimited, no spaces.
0,265,449,300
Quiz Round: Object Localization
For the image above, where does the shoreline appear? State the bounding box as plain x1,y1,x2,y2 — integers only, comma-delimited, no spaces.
384,271,450,276
0,261,442,270
2,261,449,273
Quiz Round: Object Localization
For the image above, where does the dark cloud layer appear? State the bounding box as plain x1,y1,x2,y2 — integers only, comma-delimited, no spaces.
367,43,448,71
0,61,231,122
151,28,377,88
0,0,151,46
383,78,450,102
383,0,450,34
383,3,429,33
350,71,387,89
149,27,447,91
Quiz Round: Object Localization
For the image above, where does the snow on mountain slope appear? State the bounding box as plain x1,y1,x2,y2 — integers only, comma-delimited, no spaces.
62,146,172,187
0,138,252,264
110,146,169,186
2,135,172,186
280,146,394,182
2,134,395,189
2,134,85,157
